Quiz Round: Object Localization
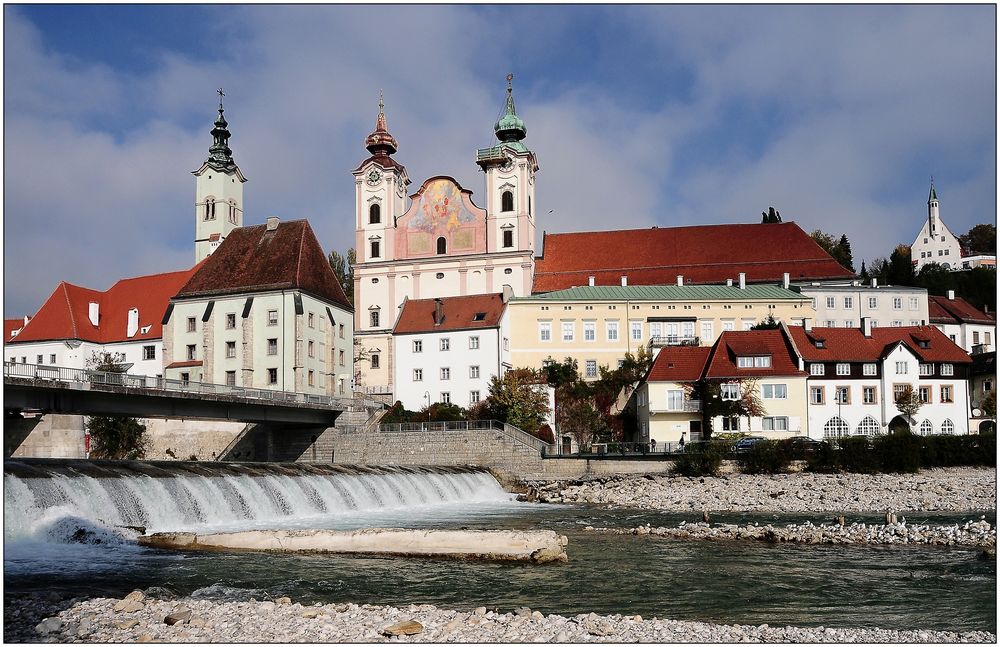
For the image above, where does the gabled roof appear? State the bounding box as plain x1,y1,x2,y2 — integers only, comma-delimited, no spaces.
646,346,712,383
532,222,853,293
703,329,807,379
393,293,506,335
176,220,352,311
9,267,199,345
514,284,807,302
928,295,994,326
786,325,972,364
5,318,27,343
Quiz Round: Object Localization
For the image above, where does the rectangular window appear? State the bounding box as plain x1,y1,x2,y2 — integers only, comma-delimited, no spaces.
585,360,598,378
863,363,877,376
737,356,752,368
584,321,596,341
308,312,315,328
868,297,878,309
186,344,197,360
469,336,480,350
721,383,739,400
895,361,908,374
308,370,315,387
339,324,344,339
562,322,574,342
762,416,788,431
826,320,837,327
226,341,236,358
863,386,878,404
36,354,43,364
268,310,278,326
836,363,850,376
893,383,908,400
413,340,423,353
225,371,236,386
742,320,754,331
826,296,836,309
440,338,450,351
308,340,315,358
722,320,735,332
810,363,825,376
181,372,190,386
630,321,643,341
810,386,825,405
918,386,931,404
606,321,619,342
891,320,903,327
267,368,278,384
371,354,380,369
539,322,551,342
844,297,853,309
470,390,481,404
835,386,850,404
722,417,739,431
267,338,278,355
893,297,902,310
470,365,480,379
941,363,954,376
441,367,450,380
224,313,236,329
441,392,451,404
667,390,684,411
370,240,380,258
142,345,156,361
413,368,423,381
973,331,981,344
940,385,953,403
909,297,919,310
919,363,933,376
701,320,713,341
49,353,57,364
187,317,196,332
370,310,380,328
763,384,787,399
502,229,514,248
339,350,345,366
844,320,854,328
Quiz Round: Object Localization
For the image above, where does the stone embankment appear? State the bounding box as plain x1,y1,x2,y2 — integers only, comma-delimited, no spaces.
137,528,568,564
526,467,996,512
588,519,996,548
6,593,995,643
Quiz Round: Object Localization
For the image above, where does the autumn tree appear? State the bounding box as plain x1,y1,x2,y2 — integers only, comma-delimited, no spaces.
811,230,855,272
959,223,996,255
557,397,605,449
484,368,550,436
893,384,923,430
85,351,148,460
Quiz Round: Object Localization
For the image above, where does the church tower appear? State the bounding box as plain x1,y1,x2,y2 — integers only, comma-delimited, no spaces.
193,89,247,263
476,74,539,256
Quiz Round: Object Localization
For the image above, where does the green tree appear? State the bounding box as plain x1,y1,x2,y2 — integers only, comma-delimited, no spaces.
981,391,996,418
85,352,148,460
751,314,780,330
893,384,923,429
693,379,766,441
484,368,550,436
885,244,916,286
328,247,356,305
914,262,957,297
835,234,855,273
810,230,837,256
556,397,605,449
959,223,996,255
859,260,870,282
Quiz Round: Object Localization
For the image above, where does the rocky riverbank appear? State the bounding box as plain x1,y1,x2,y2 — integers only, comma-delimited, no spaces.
525,467,996,512
5,592,995,643
587,518,997,548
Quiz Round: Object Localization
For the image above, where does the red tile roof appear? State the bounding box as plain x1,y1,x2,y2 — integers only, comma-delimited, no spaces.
9,267,199,345
928,295,995,325
165,360,203,369
393,293,506,335
786,325,971,364
532,222,853,293
176,220,352,310
647,346,712,383
5,318,27,343
704,329,807,379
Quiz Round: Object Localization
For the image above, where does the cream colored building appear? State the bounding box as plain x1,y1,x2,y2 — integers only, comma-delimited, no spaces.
508,283,813,378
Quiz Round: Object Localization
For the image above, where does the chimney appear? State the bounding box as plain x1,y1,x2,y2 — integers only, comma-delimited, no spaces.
588,276,595,287
433,298,444,326
738,272,746,289
803,318,813,332
726,278,733,287
127,308,139,338
871,278,878,288
782,272,790,289
266,216,279,231
676,275,684,287
88,302,100,327
947,289,955,300
861,316,873,338
620,275,628,287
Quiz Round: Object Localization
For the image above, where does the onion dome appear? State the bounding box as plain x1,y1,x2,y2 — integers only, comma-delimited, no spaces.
494,73,526,143
365,92,398,156
205,88,238,172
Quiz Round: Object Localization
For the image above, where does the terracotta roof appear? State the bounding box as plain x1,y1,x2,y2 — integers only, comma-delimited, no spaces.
393,293,506,335
928,295,994,325
532,222,853,293
176,220,352,310
5,318,27,343
786,325,971,364
165,360,203,369
704,329,807,379
646,346,712,383
9,267,199,345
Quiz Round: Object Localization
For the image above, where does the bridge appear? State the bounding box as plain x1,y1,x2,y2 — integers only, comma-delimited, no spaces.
3,361,354,427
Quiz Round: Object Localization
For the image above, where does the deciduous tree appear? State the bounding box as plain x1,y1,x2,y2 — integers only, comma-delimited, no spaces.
85,352,148,460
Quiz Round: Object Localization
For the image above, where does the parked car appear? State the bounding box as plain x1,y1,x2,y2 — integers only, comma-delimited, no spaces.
787,436,824,452
733,436,766,453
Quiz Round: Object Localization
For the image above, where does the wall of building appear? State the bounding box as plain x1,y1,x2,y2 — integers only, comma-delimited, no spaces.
794,284,928,329
4,339,163,375
636,381,701,443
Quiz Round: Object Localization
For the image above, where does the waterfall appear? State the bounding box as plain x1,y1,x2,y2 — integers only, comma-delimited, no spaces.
4,460,512,545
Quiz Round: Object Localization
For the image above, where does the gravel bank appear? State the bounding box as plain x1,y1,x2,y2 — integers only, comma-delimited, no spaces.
6,593,995,643
527,467,997,512
587,519,997,548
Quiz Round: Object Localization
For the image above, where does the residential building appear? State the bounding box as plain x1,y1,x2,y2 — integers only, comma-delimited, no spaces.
958,255,997,271
787,320,972,437
163,218,354,395
4,268,199,376
353,81,538,397
5,317,30,343
392,292,511,410
532,221,853,293
928,292,995,354
508,283,813,377
969,351,996,434
633,346,710,444
910,182,964,271
791,279,928,329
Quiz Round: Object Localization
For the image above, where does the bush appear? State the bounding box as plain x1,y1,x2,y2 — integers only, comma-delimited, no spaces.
736,439,792,474
672,440,728,477
835,436,880,474
806,441,840,473
975,432,997,466
874,431,922,473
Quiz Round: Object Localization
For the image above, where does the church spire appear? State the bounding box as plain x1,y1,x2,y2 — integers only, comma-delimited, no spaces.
494,73,527,143
365,90,399,157
928,177,938,203
206,88,237,172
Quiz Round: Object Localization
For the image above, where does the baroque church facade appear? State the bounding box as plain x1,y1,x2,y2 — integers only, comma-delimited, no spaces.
352,80,539,393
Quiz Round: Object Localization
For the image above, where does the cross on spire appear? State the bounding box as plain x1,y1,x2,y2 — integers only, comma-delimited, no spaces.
217,87,225,110
379,89,384,114
506,72,513,92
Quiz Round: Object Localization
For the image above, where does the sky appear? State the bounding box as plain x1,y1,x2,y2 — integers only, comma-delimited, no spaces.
3,4,996,318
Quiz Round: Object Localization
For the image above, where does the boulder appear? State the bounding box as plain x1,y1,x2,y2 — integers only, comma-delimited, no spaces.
35,618,63,635
164,608,192,626
382,620,424,636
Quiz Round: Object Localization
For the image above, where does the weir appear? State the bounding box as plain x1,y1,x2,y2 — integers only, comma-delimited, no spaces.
4,459,510,544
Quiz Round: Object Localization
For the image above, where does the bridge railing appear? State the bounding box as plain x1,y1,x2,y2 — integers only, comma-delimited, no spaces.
3,361,354,410
378,419,549,452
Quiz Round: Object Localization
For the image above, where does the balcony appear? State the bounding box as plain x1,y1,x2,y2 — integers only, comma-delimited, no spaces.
650,399,702,414
476,146,506,163
648,335,700,348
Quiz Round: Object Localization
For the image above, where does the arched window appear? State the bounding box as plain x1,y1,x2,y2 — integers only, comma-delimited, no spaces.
436,237,447,255
856,416,880,436
204,198,216,220
823,417,849,439
940,419,955,435
919,419,933,435
369,203,381,224
501,190,514,212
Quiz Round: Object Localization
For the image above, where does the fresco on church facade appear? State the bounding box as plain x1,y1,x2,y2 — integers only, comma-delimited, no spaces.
407,179,477,233
396,177,487,259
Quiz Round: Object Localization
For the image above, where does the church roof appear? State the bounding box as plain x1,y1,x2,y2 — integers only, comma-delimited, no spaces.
393,293,506,335
533,222,854,293
175,219,353,311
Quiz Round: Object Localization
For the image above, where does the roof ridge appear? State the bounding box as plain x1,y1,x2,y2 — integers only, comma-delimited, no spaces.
61,282,79,339
295,221,307,289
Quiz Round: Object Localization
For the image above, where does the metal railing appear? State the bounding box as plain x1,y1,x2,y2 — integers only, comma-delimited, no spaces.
650,399,703,413
3,361,354,410
543,441,686,457
378,419,549,452
648,335,700,348
359,384,392,395
476,146,506,162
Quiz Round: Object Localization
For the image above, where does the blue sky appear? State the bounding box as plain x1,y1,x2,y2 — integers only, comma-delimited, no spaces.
4,4,996,317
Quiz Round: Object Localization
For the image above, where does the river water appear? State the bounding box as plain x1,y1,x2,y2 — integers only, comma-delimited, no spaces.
4,460,996,634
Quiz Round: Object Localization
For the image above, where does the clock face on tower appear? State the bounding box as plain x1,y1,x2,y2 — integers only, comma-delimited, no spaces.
500,155,514,172
366,169,382,186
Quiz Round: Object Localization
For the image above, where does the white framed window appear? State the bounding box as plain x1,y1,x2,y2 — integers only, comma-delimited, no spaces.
562,322,575,342
810,363,825,376
721,383,739,400
909,297,919,310
49,353,56,364
836,363,850,376
470,390,481,404
868,297,878,309
826,296,836,309
918,386,931,403
722,320,735,332
941,419,955,434
225,370,236,386
834,386,850,404
742,320,754,331
187,317,197,332
940,385,953,403
823,417,850,438
143,345,156,361
701,320,713,341
226,313,236,329
470,365,480,379
584,321,596,342
762,416,788,431
226,341,236,358
36,354,43,364
370,310,380,328
268,310,278,326
844,297,853,309
440,338,450,351
895,361,909,374
267,338,278,356
539,322,551,342
919,363,933,376
810,386,824,404
308,312,315,328
892,297,902,310
940,363,954,376
469,336,480,350
606,321,619,342
762,384,787,399
413,340,422,353
844,320,854,328
441,392,451,404
585,360,598,378
919,419,933,435
267,368,278,384
186,344,197,360
440,367,450,380
667,390,684,411
630,321,643,341
413,368,423,381
181,372,191,385
856,417,880,435
863,386,878,404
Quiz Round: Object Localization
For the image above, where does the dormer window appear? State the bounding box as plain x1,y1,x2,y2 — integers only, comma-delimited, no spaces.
737,355,771,368
501,190,514,212
369,203,381,224
472,312,487,322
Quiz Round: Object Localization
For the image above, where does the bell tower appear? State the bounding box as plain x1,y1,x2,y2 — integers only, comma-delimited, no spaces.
193,89,247,262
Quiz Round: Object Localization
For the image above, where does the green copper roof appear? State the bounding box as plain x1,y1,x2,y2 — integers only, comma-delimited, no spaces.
513,284,808,302
928,181,938,202
494,75,527,142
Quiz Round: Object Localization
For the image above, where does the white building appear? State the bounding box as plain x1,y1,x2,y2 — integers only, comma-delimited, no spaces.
353,80,538,397
911,182,963,271
787,320,972,437
928,291,996,355
391,292,511,410
193,92,246,263
791,279,929,329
